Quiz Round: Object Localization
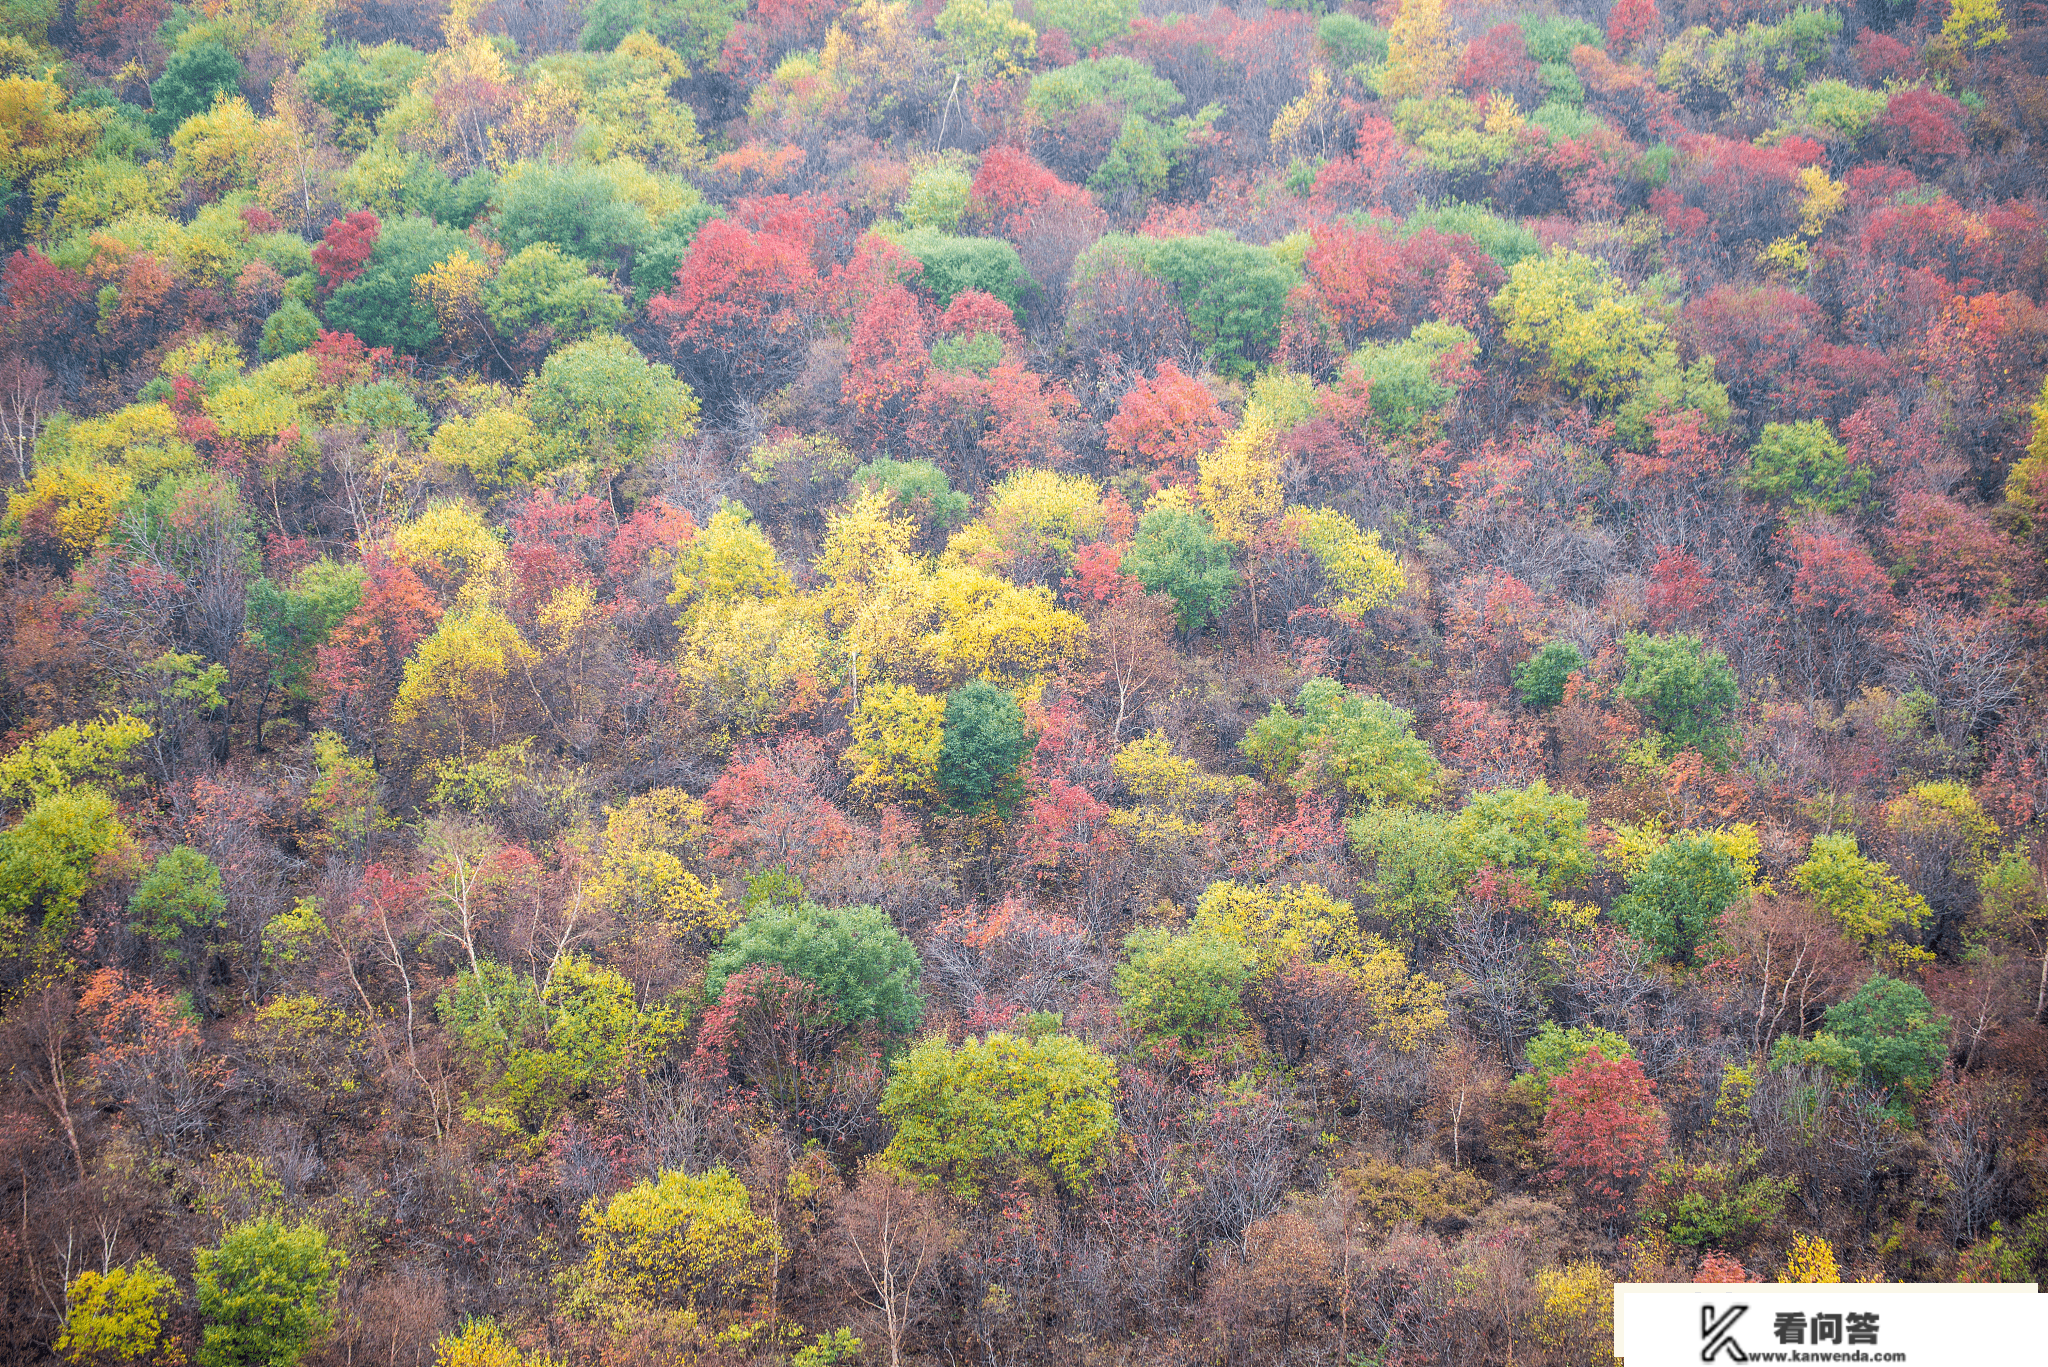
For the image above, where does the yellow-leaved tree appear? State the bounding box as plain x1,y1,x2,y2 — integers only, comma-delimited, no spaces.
1105,733,1248,904
1943,0,2008,47
1270,64,1340,162
2005,375,2048,519
813,487,918,633
1190,878,1369,972
835,558,1088,694
846,681,947,807
393,502,511,605
529,580,623,761
935,0,1037,80
1382,0,1458,101
170,94,263,202
1530,1262,1615,1364
1198,420,1283,546
1351,938,1451,1050
0,714,151,809
1779,1233,1841,1283
5,463,126,561
434,1316,561,1367
390,608,536,775
587,788,732,947
1114,731,1246,818
676,597,833,752
1190,879,1447,1047
428,400,541,498
670,499,793,620
415,252,501,372
1491,249,1668,405
0,76,102,204
1883,780,1998,953
1791,832,1932,968
1288,505,1405,617
1197,418,1283,631
54,1258,180,1367
943,468,1106,586
577,1167,781,1312
916,562,1089,687
582,34,704,171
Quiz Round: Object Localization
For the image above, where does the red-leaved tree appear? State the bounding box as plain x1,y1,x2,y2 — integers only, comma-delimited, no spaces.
969,146,1074,239
651,218,822,412
72,0,170,74
1304,220,1405,348
78,969,230,1157
704,735,852,883
843,284,929,449
1458,23,1538,101
1878,89,1967,176
938,289,1023,347
1605,0,1660,53
1104,361,1231,490
1785,523,1895,702
910,363,1075,488
313,548,444,748
313,210,381,292
1543,1046,1666,1218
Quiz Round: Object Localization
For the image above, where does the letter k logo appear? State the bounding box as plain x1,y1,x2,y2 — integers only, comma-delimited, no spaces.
1701,1304,1748,1361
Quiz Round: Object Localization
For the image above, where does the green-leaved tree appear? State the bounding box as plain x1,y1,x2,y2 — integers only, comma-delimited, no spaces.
1820,976,1947,1094
1614,835,1744,965
1121,504,1238,635
194,1219,347,1367
881,1030,1119,1201
1242,677,1440,807
1115,926,1251,1048
1618,631,1740,760
937,680,1031,815
705,902,924,1038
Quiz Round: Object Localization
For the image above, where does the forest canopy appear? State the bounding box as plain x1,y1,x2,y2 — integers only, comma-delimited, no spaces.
0,0,2044,1360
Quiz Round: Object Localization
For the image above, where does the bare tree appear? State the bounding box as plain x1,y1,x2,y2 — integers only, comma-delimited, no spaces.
1716,895,1866,1053
1087,589,1180,743
1887,606,2017,766
1749,1064,1852,1223
1448,899,1543,1064
1884,786,1995,956
418,815,504,995
7,982,88,1183
826,1164,953,1367
1342,1035,1437,1155
1927,1078,2022,1245
76,972,230,1158
521,589,631,765
318,869,451,1141
1552,921,1660,1036
603,1065,753,1179
1828,1086,1911,1232
920,901,1092,1017
117,475,252,669
1187,1082,1297,1253
325,1263,451,1367
1116,1063,1185,1220
1427,1040,1499,1169
0,355,55,483
177,773,303,1002
1201,1205,1339,1362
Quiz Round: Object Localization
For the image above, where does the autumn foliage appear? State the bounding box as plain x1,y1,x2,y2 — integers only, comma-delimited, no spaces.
0,0,2044,1362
